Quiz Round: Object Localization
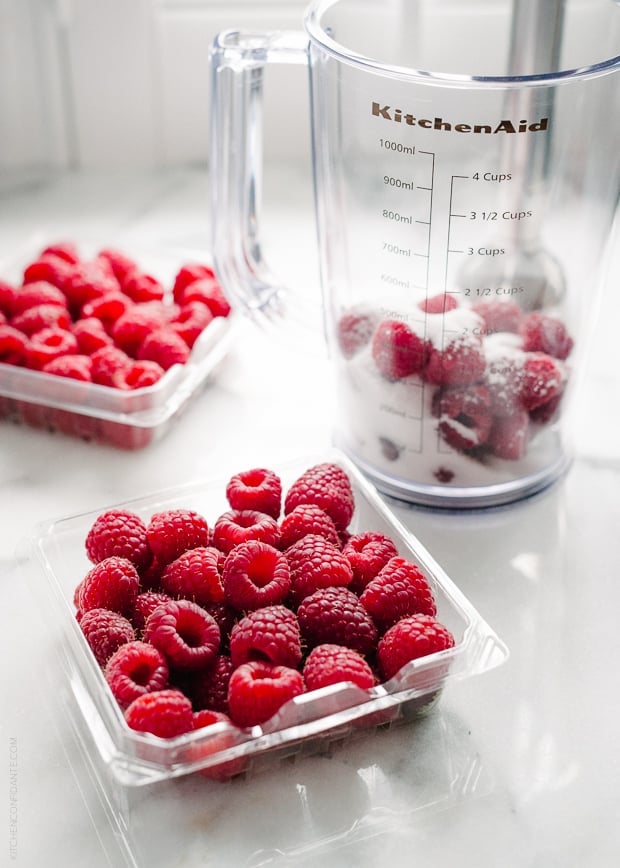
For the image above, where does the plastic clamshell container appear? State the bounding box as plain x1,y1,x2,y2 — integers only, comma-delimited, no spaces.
0,242,238,448
24,452,508,791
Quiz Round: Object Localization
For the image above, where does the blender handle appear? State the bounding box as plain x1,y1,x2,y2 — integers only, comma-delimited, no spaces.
209,30,314,335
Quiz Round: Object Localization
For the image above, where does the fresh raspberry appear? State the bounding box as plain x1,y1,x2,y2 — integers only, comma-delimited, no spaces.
112,359,165,389
337,311,375,358
487,410,530,460
286,534,354,608
341,531,399,593
11,281,68,314
0,281,16,316
223,541,291,610
90,345,132,386
432,384,493,451
125,689,194,738
212,509,280,555
190,709,245,780
201,602,237,651
425,335,486,386
81,291,133,329
172,263,217,302
137,327,190,370
111,305,168,355
23,255,74,292
160,546,225,605
190,654,234,712
104,640,169,708
0,325,28,365
85,508,153,571
0,310,6,326
519,312,573,360
297,586,378,655
471,299,523,334
77,556,140,615
131,591,172,632
79,607,136,667
279,503,340,550
360,557,437,632
24,326,78,369
41,241,81,264
72,317,113,354
192,708,233,729
180,278,231,318
225,468,282,519
96,248,139,283
377,614,455,681
284,463,354,531
170,301,214,348
229,605,302,669
227,660,305,728
11,303,72,336
520,354,564,411
146,508,210,564
63,261,119,313
144,598,220,670
371,319,428,380
303,644,376,691
121,270,165,304
418,293,458,314
43,353,93,382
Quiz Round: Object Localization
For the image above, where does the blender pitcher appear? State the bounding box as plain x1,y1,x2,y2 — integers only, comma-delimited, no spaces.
210,0,620,508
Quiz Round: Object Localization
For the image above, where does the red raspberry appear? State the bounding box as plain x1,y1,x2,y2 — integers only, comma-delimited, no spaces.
297,586,378,655
181,278,231,318
11,281,68,314
112,360,165,389
519,312,573,360
303,644,376,691
112,306,168,355
229,605,302,669
146,508,210,564
213,509,280,555
192,708,233,729
342,531,399,593
487,410,530,460
520,354,564,411
285,534,353,607
171,301,214,348
23,255,74,291
225,467,282,519
105,640,169,708
24,326,78,370
131,591,172,632
360,557,437,632
279,504,340,549
11,303,72,336
0,325,28,365
425,335,486,386
77,556,140,615
160,546,225,605
144,598,220,670
472,299,523,334
223,541,291,610
337,311,375,358
190,654,234,712
227,660,305,728
432,384,493,451
122,270,165,304
43,354,93,381
377,614,455,681
529,391,564,424
79,607,136,666
172,263,217,302
90,345,131,386
64,261,119,313
418,293,458,314
72,317,113,354
202,602,237,651
284,463,354,531
96,248,139,283
372,319,428,380
85,508,153,572
81,291,133,329
125,689,194,738
0,281,16,316
137,327,190,370
190,709,245,780
41,241,81,264
485,354,524,417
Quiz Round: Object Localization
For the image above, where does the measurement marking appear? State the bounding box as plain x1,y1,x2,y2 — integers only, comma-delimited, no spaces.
416,219,430,225
448,248,464,254
414,252,429,258
417,185,432,191
451,213,467,218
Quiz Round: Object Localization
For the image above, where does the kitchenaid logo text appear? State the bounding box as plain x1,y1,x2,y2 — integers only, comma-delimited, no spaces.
372,102,548,133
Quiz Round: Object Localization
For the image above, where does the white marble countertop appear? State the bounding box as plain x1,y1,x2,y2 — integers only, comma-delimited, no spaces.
2,167,620,868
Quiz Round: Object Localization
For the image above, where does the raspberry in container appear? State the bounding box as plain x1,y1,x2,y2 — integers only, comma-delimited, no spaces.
20,452,507,865
0,239,238,449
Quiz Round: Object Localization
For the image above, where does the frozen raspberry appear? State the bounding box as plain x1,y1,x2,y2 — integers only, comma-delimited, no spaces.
41,241,81,264
172,263,217,302
146,508,210,564
23,255,74,292
229,605,302,669
90,345,132,386
213,509,280,555
519,312,573,360
171,301,214,348
131,591,172,632
485,353,524,416
11,303,72,336
144,598,220,670
432,384,492,451
487,410,530,460
122,270,165,304
342,532,399,593
96,248,139,283
105,640,169,708
112,359,165,389
471,299,523,334
190,654,234,713
0,325,28,365
285,534,353,607
520,354,564,411
297,586,378,655
337,311,375,358
418,293,458,314
529,391,564,424
72,317,113,354
85,508,153,572
11,281,68,314
225,467,282,519
279,504,340,550
111,305,167,355
181,279,231,318
43,354,93,381
125,689,194,738
79,607,136,667
77,556,140,615
81,291,133,330
377,613,455,681
372,319,428,380
63,261,119,313
284,463,354,531
223,541,291,610
160,546,225,605
137,327,190,370
25,326,78,370
303,644,376,691
227,660,305,728
360,557,436,632
425,334,486,387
